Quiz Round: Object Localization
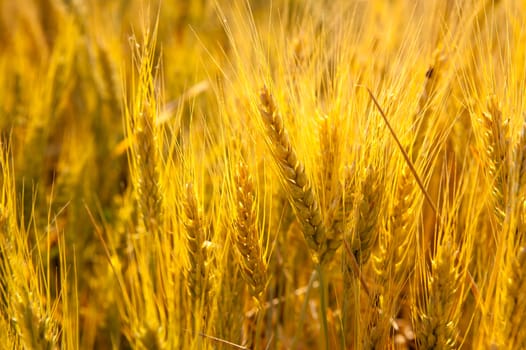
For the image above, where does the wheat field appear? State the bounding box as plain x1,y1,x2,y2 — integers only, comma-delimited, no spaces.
1,0,525,349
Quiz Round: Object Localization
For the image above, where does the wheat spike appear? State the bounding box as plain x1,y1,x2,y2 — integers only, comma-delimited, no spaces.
417,240,461,350
515,121,526,237
351,165,383,265
318,117,345,253
480,94,511,223
510,247,526,347
517,120,526,194
13,290,58,350
373,164,416,283
497,246,526,348
233,159,267,299
183,183,210,306
370,164,416,347
341,164,383,348
259,86,330,264
135,119,162,234
126,35,163,236
136,323,166,350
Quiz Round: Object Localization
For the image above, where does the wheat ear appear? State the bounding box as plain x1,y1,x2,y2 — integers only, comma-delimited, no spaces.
183,183,211,308
480,94,510,223
233,159,268,300
341,164,383,348
373,164,416,283
126,35,163,236
416,240,461,350
259,86,329,264
318,117,345,254
136,323,166,350
13,290,58,350
351,165,383,265
371,164,416,347
506,247,526,348
515,121,526,237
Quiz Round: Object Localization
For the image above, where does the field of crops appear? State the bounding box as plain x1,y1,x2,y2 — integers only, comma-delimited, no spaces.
1,0,525,348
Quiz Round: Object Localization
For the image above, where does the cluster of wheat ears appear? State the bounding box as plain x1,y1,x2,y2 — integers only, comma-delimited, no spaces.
1,0,525,349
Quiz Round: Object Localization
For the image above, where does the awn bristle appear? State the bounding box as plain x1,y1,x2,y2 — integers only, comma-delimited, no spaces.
414,48,448,156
